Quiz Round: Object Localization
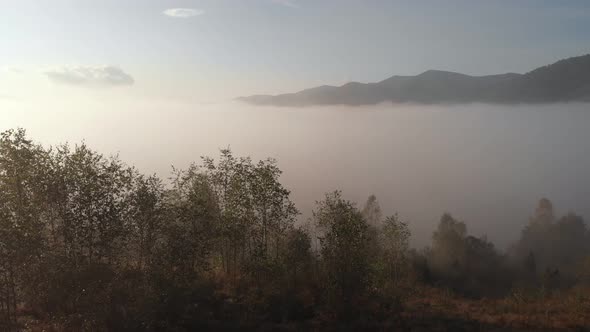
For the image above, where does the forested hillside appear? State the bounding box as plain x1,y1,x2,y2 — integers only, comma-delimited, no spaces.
239,54,590,106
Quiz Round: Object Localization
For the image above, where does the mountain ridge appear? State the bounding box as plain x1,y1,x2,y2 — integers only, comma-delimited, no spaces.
238,54,590,106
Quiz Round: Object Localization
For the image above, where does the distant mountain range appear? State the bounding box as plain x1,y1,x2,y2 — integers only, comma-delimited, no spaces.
238,54,590,106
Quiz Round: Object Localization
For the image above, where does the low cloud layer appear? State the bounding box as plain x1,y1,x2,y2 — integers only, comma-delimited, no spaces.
163,8,204,18
45,66,134,87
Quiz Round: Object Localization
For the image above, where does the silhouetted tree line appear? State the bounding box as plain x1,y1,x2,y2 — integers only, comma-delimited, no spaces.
1,128,589,331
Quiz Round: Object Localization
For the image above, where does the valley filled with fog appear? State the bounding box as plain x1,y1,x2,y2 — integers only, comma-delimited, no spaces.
3,101,590,248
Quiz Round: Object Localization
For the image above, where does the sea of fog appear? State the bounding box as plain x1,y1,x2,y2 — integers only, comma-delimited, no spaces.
3,101,590,249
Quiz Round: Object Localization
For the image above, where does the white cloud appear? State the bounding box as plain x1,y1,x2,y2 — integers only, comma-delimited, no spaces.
44,65,134,87
271,0,299,8
163,8,204,18
2,66,25,74
0,94,19,101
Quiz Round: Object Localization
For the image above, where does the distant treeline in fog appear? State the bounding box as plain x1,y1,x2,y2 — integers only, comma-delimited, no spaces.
1,128,589,331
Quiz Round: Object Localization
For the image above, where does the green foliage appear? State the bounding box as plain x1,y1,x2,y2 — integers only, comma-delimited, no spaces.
0,129,308,329
200,149,299,278
49,143,134,266
379,214,411,283
314,191,372,310
0,129,48,326
125,174,165,270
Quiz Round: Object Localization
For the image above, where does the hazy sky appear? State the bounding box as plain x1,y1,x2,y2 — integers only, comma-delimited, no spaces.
1,0,590,106
2,1,590,247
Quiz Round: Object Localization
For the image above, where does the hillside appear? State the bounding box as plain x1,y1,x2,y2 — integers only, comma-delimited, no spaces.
238,54,590,106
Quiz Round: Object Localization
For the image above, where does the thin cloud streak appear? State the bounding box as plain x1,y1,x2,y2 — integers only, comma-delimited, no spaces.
44,65,135,87
270,0,299,8
0,94,20,101
163,8,204,18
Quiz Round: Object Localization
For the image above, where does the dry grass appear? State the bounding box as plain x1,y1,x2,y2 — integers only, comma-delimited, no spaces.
403,285,590,331
16,282,590,331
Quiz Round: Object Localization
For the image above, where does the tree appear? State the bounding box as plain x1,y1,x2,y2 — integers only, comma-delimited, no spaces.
533,198,554,225
512,199,590,273
200,149,298,279
577,255,590,285
0,128,46,327
380,214,411,281
524,251,536,276
164,166,220,281
361,194,383,227
46,143,134,266
126,174,165,271
284,227,313,281
429,213,512,297
431,213,467,274
551,213,590,271
314,191,371,306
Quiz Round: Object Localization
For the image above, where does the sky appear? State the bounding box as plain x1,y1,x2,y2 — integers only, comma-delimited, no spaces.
1,1,590,246
1,0,590,106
